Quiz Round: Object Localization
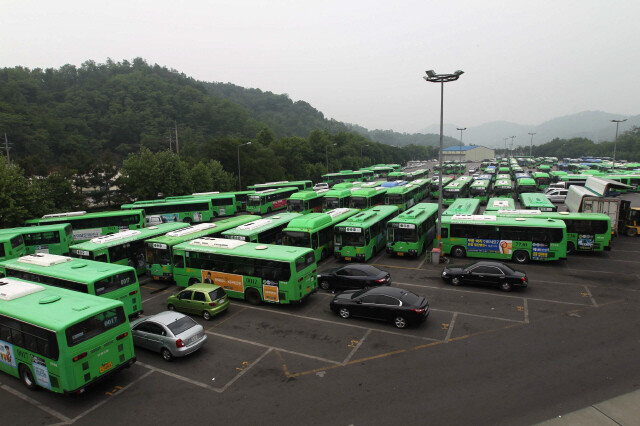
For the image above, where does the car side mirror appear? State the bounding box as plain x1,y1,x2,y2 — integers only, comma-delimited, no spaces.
356,300,362,304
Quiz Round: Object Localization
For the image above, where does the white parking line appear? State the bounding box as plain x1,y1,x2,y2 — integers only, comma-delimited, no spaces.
584,285,598,307
1,383,72,424
137,362,219,392
342,329,372,364
523,298,529,324
141,291,169,304
217,348,272,393
445,312,457,342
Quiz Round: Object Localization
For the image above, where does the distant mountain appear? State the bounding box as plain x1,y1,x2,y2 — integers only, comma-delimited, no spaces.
420,111,640,148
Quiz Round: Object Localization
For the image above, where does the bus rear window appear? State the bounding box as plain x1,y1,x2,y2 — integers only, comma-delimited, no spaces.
94,271,137,296
295,252,315,272
11,236,24,249
66,307,126,346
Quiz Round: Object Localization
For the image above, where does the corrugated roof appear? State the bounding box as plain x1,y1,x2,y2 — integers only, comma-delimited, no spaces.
443,145,482,152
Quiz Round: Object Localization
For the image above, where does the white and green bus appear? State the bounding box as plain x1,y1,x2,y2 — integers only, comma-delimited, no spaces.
492,179,514,198
349,187,387,211
0,278,135,394
247,180,313,192
469,179,492,205
334,206,399,262
246,187,298,215
220,213,299,244
0,233,26,262
25,210,145,243
0,254,142,318
519,192,558,212
440,214,567,264
488,209,612,253
443,198,481,216
69,222,189,276
287,190,328,214
442,176,473,206
386,203,438,257
144,216,256,281
164,192,239,217
323,188,354,211
0,224,73,256
122,197,230,224
282,208,358,262
171,238,318,305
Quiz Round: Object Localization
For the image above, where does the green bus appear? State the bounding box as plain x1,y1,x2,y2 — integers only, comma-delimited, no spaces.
247,187,298,215
443,198,481,216
532,172,551,190
516,177,537,194
442,176,473,206
349,187,387,211
605,174,640,192
323,188,354,211
247,180,313,192
221,213,299,244
485,197,515,212
358,169,375,181
469,179,492,204
407,169,429,181
25,210,145,243
537,164,552,172
440,214,567,263
287,190,328,214
0,278,135,394
171,238,318,305
165,192,239,217
122,197,231,223
0,224,72,256
282,208,358,262
386,171,408,182
144,216,256,281
0,253,143,318
0,233,26,262
429,176,454,199
69,222,189,275
493,179,513,198
519,193,558,212
322,170,364,185
487,210,611,253
496,173,511,181
386,203,438,257
384,183,422,212
370,165,395,178
334,206,399,262
225,190,257,212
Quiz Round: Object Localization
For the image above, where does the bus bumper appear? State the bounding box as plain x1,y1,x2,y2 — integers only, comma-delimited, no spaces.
65,357,136,394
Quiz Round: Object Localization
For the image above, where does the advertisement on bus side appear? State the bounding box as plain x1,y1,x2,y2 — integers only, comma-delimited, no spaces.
201,270,244,293
466,239,513,255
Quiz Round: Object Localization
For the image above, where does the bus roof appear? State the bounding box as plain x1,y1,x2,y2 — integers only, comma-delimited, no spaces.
485,198,515,210
336,206,399,227
520,192,555,206
289,189,329,200
388,203,438,223
284,208,357,231
69,222,188,251
174,238,314,261
323,188,353,197
144,216,255,246
516,178,536,185
220,213,299,237
443,214,566,228
1,254,136,282
0,277,123,331
27,209,144,224
470,179,491,188
489,209,611,221
443,198,481,216
0,223,71,235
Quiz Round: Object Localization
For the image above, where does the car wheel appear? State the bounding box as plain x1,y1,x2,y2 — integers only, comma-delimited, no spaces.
394,316,408,329
320,280,330,290
203,311,211,320
500,282,512,292
19,365,38,391
161,348,173,362
451,277,461,286
245,288,262,306
626,227,637,237
452,246,466,258
167,304,175,311
338,307,351,319
566,241,575,254
512,250,530,264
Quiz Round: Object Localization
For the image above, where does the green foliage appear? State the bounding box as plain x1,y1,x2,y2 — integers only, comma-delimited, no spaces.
0,158,31,226
531,127,640,161
188,159,236,193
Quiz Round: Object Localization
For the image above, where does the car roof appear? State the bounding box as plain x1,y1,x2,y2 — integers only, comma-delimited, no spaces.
144,310,188,325
363,286,415,297
180,283,223,291
467,261,510,268
343,264,383,273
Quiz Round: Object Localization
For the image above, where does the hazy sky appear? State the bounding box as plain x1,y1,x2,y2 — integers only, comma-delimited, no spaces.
2,0,639,134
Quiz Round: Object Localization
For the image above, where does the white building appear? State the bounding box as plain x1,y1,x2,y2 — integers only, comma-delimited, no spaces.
442,145,495,162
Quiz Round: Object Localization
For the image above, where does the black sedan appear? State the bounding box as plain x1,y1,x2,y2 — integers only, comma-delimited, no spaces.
318,264,391,291
330,286,429,329
441,261,528,292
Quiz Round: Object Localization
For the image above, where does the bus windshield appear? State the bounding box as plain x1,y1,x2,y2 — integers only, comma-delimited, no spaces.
247,196,262,207
94,271,137,296
350,197,368,209
335,229,365,247
282,231,311,247
287,199,305,213
146,245,171,265
389,226,418,243
65,306,126,346
386,194,404,205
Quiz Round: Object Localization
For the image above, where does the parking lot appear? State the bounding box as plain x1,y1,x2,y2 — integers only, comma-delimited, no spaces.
4,174,640,425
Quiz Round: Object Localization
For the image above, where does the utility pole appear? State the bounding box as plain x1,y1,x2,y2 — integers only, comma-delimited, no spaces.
174,121,180,155
4,133,9,163
528,132,536,157
168,129,173,151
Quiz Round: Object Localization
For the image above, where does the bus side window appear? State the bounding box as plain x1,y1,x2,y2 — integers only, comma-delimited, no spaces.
173,254,184,268
441,228,449,238
312,233,319,250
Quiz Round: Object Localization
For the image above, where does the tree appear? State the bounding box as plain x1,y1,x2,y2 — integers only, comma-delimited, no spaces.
0,157,31,226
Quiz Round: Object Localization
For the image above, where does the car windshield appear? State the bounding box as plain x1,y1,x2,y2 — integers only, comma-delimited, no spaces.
166,315,198,335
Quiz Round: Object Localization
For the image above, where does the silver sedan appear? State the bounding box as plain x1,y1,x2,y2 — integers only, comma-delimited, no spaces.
130,311,207,361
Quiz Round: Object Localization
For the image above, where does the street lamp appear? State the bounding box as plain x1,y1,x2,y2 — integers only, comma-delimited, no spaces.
528,133,536,158
361,144,368,166
326,143,337,172
509,136,516,158
611,119,627,172
237,141,251,190
456,127,466,172
503,138,508,158
423,69,464,249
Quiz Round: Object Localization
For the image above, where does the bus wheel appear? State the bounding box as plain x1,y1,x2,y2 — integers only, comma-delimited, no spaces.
19,365,37,391
513,250,530,264
452,246,466,258
566,242,575,254
245,288,262,306
267,207,272,214
626,227,638,237
183,217,192,224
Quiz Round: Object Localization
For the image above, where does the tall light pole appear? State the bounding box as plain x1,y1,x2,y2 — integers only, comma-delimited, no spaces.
611,119,627,172
528,132,536,158
509,136,516,158
503,138,508,158
456,127,466,172
423,69,464,249
361,144,368,167
326,143,337,172
237,141,251,190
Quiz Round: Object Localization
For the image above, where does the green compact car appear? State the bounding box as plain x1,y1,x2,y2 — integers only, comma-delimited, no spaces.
166,283,230,320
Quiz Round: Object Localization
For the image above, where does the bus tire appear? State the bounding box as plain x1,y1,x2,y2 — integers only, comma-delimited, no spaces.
211,212,218,219
626,227,637,237
513,250,530,264
566,242,575,254
245,288,262,306
19,365,38,391
183,217,192,224
188,278,199,286
452,246,466,258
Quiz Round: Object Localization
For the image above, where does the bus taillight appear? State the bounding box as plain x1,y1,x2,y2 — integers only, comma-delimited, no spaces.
116,332,129,340
73,352,87,362
129,290,138,295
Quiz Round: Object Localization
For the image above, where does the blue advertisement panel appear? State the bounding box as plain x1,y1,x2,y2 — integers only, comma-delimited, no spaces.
532,243,550,260
577,234,595,251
